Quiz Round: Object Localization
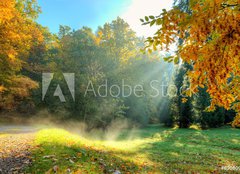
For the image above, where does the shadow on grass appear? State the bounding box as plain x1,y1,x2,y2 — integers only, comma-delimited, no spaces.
136,128,240,173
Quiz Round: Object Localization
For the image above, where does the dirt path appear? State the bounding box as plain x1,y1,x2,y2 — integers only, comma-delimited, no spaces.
0,133,35,174
0,125,39,134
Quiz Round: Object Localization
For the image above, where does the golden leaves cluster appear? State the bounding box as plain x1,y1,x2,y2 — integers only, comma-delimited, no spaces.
0,0,43,109
145,0,240,114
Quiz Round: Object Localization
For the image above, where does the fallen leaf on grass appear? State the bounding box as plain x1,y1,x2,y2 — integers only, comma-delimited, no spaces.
43,155,56,159
113,170,121,174
53,165,59,173
69,159,75,164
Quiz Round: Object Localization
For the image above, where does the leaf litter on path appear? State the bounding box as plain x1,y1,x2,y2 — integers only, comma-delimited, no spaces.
0,133,35,174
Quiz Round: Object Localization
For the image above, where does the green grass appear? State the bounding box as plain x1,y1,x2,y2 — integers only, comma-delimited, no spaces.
25,125,240,174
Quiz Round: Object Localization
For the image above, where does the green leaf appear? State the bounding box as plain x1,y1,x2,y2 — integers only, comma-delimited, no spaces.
145,16,149,22
140,18,144,22
156,18,162,25
163,56,174,62
149,15,155,19
174,56,179,64
150,20,156,27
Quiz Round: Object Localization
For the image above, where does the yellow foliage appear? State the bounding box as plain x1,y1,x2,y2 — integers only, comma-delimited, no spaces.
232,113,240,128
0,86,6,92
0,0,43,109
182,98,188,103
145,0,240,116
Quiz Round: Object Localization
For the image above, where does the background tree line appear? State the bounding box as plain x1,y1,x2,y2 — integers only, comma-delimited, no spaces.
0,0,236,130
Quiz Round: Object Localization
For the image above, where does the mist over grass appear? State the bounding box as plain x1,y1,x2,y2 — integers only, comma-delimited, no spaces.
0,109,142,141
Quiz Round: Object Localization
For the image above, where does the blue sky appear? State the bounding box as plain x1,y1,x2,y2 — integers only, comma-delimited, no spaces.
37,0,173,36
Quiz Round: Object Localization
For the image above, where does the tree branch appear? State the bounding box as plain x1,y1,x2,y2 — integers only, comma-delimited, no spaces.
221,3,239,8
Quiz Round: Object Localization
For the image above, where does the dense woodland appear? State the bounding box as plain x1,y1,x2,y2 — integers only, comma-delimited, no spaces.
0,0,238,130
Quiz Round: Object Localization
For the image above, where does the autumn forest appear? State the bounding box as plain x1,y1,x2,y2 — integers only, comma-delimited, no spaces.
0,0,239,173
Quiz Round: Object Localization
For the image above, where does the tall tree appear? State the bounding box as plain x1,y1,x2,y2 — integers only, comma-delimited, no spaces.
192,87,225,128
0,0,43,110
168,63,192,128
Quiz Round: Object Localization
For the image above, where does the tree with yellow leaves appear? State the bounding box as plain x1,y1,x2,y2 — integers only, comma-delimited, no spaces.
142,0,240,126
0,0,43,109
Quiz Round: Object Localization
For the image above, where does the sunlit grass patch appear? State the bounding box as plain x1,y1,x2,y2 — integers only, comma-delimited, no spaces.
25,126,240,174
0,134,8,138
26,128,143,173
189,124,202,130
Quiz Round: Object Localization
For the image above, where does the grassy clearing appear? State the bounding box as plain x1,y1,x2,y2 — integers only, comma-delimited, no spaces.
25,125,240,173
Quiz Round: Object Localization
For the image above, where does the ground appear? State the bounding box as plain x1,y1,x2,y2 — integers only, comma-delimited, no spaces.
0,125,239,174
